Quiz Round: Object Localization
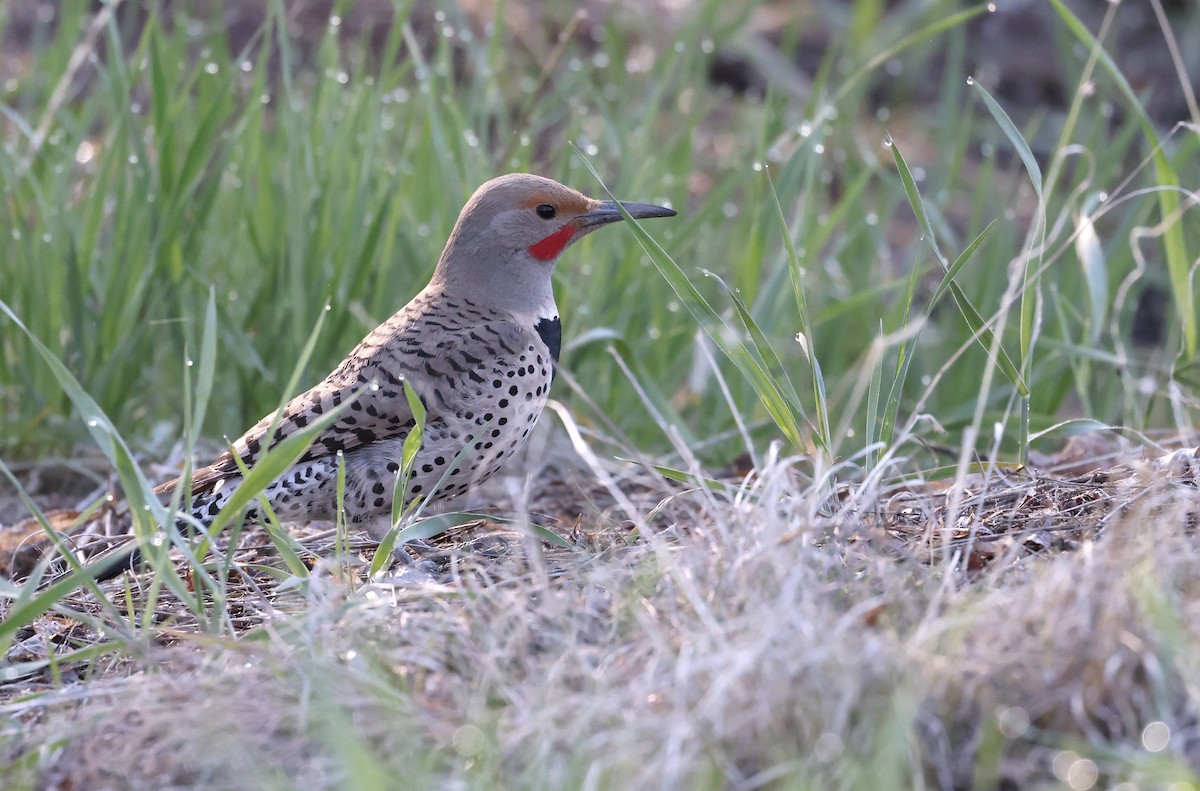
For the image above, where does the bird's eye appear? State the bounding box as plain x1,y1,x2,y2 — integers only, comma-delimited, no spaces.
535,204,556,220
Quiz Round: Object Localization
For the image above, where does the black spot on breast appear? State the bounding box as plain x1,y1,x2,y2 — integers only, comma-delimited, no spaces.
534,316,561,366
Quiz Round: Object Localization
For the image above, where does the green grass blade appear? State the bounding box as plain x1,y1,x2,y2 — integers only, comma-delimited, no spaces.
763,167,830,451
972,82,1043,201
573,148,808,449
889,142,1026,396
189,290,220,447
1048,0,1193,357
207,394,359,539
971,80,1045,372
1073,201,1108,347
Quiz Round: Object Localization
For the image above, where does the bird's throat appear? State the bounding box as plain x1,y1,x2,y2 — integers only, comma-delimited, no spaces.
527,225,578,262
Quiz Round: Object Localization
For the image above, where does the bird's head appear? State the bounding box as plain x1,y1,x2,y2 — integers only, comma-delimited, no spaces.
432,173,676,312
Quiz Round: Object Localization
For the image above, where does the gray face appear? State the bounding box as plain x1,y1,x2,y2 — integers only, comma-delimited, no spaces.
428,173,676,316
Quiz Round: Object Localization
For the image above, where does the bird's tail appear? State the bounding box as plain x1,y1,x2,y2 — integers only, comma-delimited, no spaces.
87,480,246,581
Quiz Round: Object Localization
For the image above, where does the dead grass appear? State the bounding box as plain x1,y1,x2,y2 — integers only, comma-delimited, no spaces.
3,433,1200,789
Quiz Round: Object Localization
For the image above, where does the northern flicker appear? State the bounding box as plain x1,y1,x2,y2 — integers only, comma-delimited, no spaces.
93,173,675,580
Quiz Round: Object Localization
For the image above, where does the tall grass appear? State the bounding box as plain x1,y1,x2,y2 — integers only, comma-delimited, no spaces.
2,1,1193,469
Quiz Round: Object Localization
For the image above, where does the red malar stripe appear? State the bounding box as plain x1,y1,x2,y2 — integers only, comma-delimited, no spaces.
528,225,577,261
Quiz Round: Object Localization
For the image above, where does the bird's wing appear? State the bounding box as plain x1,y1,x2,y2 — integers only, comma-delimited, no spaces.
158,294,529,498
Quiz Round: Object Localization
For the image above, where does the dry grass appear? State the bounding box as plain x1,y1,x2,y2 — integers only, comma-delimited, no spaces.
4,432,1200,789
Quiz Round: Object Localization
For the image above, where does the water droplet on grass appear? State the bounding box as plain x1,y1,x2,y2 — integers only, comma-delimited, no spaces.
814,733,842,762
1142,721,1170,752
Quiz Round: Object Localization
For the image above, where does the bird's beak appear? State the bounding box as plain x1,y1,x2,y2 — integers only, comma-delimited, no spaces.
576,200,677,230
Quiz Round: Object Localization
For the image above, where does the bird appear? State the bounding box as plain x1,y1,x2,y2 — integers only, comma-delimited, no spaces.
91,173,676,580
